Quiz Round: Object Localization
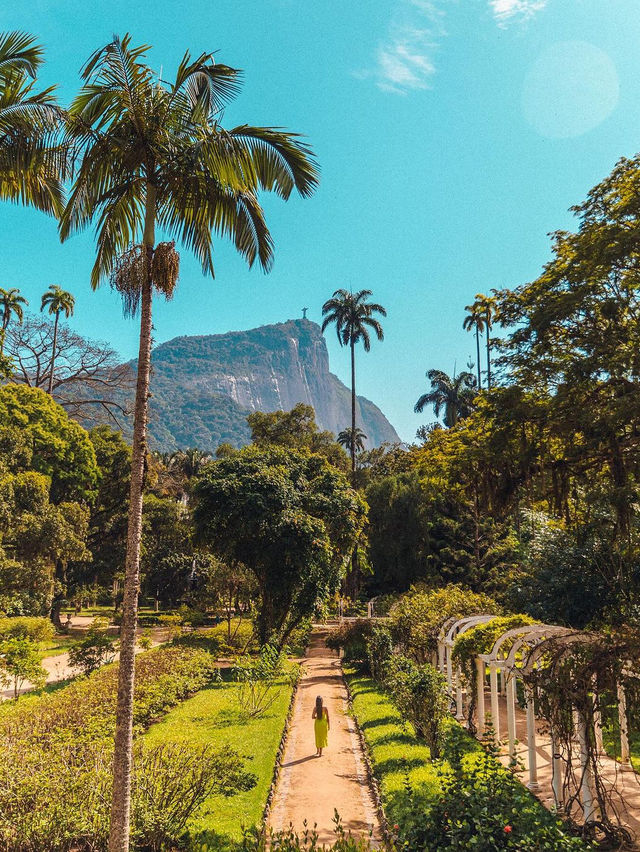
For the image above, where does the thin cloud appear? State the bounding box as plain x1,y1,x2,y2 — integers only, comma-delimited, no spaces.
359,0,446,94
489,0,548,26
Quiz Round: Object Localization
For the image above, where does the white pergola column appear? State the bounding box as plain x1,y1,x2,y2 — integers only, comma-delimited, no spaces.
551,730,564,809
489,664,500,741
577,712,596,822
476,657,486,736
592,683,603,753
437,640,445,674
525,685,538,790
446,646,453,690
456,667,464,720
617,681,631,765
499,667,506,696
506,675,517,760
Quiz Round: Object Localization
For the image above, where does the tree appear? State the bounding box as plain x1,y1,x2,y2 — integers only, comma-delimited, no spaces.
337,426,367,456
0,384,98,501
40,285,75,394
0,636,46,697
0,31,66,218
463,297,484,389
465,293,495,389
6,315,133,424
193,447,366,645
0,287,27,353
414,369,476,428
321,290,386,481
60,35,318,851
247,403,348,470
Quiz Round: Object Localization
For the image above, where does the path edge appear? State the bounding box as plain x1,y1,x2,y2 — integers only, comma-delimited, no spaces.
260,662,303,834
342,667,391,847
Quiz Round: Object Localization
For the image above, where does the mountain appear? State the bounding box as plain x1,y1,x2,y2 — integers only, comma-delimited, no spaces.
133,319,399,452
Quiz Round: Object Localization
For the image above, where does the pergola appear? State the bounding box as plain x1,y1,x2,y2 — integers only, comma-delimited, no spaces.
438,616,635,818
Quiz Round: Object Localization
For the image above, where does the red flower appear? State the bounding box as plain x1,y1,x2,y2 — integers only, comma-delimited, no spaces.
504,825,513,834
393,824,399,831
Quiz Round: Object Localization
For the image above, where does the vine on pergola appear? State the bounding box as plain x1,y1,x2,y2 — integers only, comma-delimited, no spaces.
520,630,640,847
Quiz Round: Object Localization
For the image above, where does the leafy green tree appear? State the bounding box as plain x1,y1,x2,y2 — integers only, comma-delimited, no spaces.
0,384,98,501
193,447,366,645
0,287,27,354
0,31,65,217
60,34,318,849
321,290,386,481
247,403,348,470
40,285,75,394
414,369,476,428
0,636,46,697
68,619,117,676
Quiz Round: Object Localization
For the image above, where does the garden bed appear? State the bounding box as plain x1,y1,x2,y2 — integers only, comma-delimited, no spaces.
142,675,295,848
344,667,588,851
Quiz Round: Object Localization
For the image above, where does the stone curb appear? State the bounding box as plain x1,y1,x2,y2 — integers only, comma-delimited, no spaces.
342,669,391,848
260,662,303,834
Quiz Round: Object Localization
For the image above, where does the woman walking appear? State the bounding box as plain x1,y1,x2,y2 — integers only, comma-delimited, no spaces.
312,695,330,757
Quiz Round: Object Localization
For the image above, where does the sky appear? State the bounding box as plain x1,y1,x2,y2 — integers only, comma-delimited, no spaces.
2,0,640,442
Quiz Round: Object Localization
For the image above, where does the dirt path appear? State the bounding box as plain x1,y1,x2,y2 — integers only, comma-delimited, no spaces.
268,627,382,846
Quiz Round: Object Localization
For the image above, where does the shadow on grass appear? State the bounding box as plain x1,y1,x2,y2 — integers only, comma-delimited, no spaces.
369,730,417,748
374,755,428,775
188,827,248,851
359,715,401,731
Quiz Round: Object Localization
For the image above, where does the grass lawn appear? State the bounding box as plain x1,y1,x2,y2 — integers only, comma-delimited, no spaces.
344,666,444,821
603,715,640,773
37,635,76,660
143,676,293,848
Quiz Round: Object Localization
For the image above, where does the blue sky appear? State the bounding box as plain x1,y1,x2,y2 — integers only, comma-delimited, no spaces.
2,0,640,442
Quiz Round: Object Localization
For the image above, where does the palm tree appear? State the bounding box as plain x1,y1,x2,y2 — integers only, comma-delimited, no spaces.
337,426,367,456
465,293,496,389
170,447,212,480
463,299,484,389
321,289,386,482
60,35,318,852
0,31,65,216
414,368,477,428
0,287,27,353
40,284,75,393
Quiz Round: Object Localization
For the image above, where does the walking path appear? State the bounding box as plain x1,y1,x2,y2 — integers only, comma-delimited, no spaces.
268,627,382,846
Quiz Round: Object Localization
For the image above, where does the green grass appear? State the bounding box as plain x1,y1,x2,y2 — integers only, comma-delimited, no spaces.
345,666,443,811
602,715,640,772
37,635,76,660
143,676,293,846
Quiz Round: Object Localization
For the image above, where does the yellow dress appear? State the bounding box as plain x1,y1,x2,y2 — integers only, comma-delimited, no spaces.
314,710,329,749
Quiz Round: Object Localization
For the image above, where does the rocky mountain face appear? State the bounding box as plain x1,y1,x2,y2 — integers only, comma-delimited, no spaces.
136,319,399,452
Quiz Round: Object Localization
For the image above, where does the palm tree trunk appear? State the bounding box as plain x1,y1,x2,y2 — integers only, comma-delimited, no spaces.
47,311,59,395
350,338,356,482
485,310,491,390
349,337,359,597
475,325,481,389
108,186,155,852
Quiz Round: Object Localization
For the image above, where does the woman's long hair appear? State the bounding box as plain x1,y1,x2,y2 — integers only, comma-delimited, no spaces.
315,695,324,720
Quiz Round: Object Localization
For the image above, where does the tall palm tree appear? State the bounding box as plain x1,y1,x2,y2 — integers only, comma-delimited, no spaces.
60,35,318,852
0,31,65,215
465,293,496,389
463,299,483,389
321,289,386,482
40,284,75,393
0,287,27,353
414,368,477,428
337,426,367,456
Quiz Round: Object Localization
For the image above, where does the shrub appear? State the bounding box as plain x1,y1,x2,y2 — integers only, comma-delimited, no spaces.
234,645,297,718
396,725,588,851
0,615,54,643
68,619,117,676
131,743,256,851
236,813,373,850
325,620,375,664
0,646,225,850
386,655,449,758
388,585,499,663
365,625,393,682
